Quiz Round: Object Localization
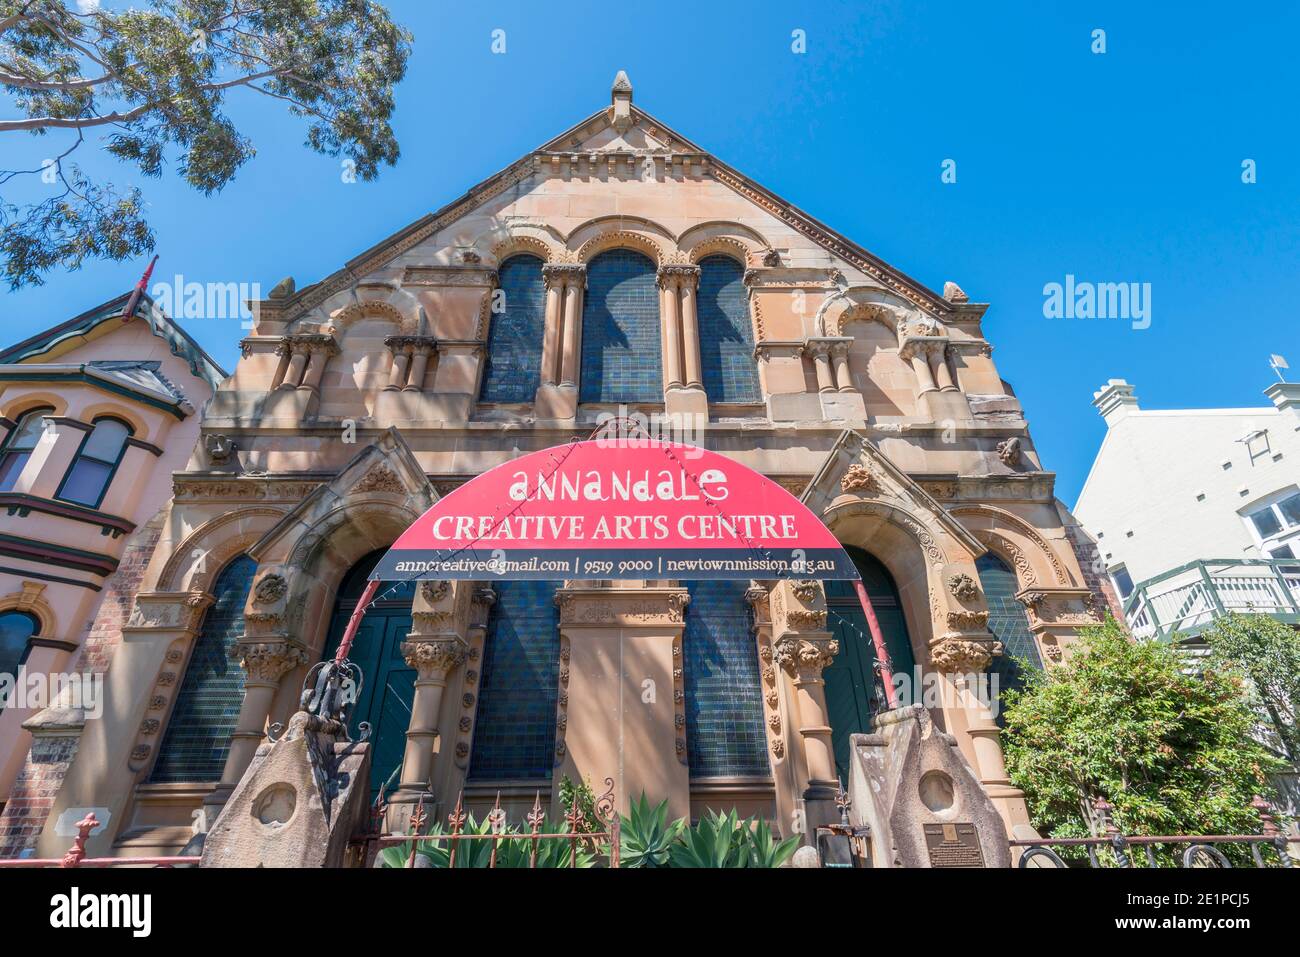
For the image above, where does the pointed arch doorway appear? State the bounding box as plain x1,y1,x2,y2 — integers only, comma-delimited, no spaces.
823,547,918,782
321,549,418,795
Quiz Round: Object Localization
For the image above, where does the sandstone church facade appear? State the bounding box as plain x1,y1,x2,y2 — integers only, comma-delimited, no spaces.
5,75,1114,859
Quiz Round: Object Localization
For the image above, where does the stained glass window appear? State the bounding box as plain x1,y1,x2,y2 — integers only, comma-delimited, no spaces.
683,579,769,778
469,579,560,780
697,255,760,403
977,553,1043,724
480,255,546,403
579,249,662,403
151,555,256,782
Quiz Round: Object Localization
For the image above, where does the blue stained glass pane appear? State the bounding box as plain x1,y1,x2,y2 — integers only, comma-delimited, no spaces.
579,250,662,403
697,256,760,403
469,579,560,780
151,555,256,782
977,553,1043,725
683,579,770,779
480,255,546,403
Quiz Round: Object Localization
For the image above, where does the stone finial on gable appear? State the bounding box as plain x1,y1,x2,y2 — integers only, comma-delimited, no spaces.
611,70,633,133
943,281,968,303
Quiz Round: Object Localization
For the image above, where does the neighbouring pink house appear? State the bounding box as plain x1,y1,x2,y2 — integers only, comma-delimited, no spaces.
0,285,224,852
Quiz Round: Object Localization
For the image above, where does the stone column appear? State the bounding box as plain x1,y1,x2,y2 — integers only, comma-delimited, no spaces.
404,342,434,393
679,268,702,389
809,342,836,393
559,272,584,388
929,633,1032,835
540,267,564,386
270,338,294,389
831,341,853,392
768,579,840,832
385,340,411,390
279,341,309,390
397,637,466,796
932,343,958,392
207,639,309,816
297,336,339,393
659,271,684,389
902,342,938,395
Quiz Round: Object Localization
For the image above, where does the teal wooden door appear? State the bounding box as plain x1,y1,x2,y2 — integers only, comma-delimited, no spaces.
822,548,917,783
321,552,416,796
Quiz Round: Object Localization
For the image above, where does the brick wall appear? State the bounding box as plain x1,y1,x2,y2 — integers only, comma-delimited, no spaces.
1062,515,1126,625
0,510,165,858
0,733,79,858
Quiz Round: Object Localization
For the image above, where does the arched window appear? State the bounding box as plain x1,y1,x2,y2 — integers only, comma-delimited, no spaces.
0,407,53,492
683,579,769,778
0,610,39,708
824,548,918,782
579,249,661,403
977,552,1043,723
697,255,760,403
469,579,559,780
56,416,132,508
151,555,257,783
480,254,546,403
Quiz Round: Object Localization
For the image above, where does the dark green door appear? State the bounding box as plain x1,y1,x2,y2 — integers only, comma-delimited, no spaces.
321,550,416,796
823,548,917,783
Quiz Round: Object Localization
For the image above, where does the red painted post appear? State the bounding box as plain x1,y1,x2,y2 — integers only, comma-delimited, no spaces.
852,578,899,710
61,813,98,868
335,578,381,664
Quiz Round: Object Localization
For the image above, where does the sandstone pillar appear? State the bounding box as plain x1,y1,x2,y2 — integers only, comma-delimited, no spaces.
679,270,702,389
552,583,691,820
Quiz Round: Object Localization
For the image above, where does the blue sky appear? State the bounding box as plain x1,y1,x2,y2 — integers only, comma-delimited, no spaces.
3,1,1297,506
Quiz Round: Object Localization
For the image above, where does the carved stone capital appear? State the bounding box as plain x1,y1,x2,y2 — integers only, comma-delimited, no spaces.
774,635,839,677
930,637,1001,674
542,262,586,289
401,638,468,680
126,591,214,633
656,264,700,289
238,640,309,683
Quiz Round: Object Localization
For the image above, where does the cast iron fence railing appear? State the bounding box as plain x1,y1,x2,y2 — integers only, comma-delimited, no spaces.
1012,796,1296,868
350,778,621,868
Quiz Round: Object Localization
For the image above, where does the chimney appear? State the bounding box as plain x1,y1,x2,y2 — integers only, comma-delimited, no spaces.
1093,379,1139,427
611,70,633,133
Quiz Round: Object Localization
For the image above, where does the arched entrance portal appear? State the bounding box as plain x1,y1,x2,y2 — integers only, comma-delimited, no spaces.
823,547,917,782
322,549,417,794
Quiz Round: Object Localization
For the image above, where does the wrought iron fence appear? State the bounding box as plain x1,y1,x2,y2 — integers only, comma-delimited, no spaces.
0,813,200,868
1012,796,1295,868
351,778,621,868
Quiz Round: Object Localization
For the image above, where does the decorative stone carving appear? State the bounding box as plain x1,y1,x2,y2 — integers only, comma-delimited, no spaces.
762,248,781,267
239,641,309,683
420,579,450,605
352,465,405,495
787,608,828,628
995,437,1022,467
946,573,979,603
400,638,467,679
840,463,877,494
943,281,969,303
946,610,989,631
253,573,287,605
792,580,820,603
930,637,1001,674
204,432,237,464
774,636,839,675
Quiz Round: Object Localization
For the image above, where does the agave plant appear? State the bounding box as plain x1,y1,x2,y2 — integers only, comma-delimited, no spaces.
618,794,684,868
668,808,751,868
745,816,801,868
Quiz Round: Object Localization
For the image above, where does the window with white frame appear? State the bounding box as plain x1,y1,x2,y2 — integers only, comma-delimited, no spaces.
1241,488,1300,556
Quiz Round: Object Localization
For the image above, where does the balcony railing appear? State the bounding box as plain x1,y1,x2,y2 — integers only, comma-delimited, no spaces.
1123,558,1300,642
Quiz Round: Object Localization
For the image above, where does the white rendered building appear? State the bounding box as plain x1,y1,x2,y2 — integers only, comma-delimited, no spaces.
1074,377,1300,642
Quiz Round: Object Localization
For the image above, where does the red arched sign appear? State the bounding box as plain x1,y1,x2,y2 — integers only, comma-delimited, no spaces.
369,440,858,582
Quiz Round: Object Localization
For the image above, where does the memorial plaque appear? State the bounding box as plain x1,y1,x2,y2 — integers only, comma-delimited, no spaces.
923,822,985,868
